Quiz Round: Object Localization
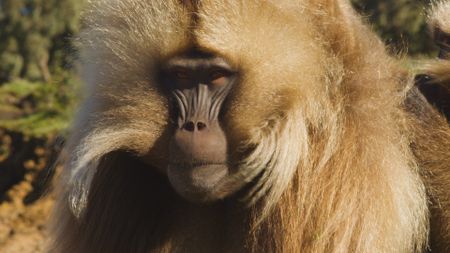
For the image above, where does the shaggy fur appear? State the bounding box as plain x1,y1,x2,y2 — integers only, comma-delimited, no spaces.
49,0,450,252
429,1,450,35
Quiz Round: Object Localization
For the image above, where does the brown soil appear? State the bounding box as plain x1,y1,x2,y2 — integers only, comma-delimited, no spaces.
0,130,59,253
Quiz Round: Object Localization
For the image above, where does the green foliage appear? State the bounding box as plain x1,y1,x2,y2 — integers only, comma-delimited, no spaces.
351,0,436,55
0,0,83,83
0,77,80,137
0,0,83,137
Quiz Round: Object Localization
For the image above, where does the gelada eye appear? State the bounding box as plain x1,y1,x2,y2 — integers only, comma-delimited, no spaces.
210,70,230,86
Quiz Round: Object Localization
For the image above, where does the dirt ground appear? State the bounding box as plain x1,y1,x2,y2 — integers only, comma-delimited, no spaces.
0,130,58,253
0,178,54,253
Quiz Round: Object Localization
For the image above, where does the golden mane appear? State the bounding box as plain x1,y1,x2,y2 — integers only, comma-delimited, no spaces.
48,1,450,252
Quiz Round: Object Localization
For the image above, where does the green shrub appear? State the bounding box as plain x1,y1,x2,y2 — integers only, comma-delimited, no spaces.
352,0,436,55
0,77,80,137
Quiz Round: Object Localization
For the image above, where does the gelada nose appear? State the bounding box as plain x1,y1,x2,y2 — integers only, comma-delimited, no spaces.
182,121,208,132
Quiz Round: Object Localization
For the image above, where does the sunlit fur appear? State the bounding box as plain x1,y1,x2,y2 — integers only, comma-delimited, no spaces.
49,0,450,252
422,60,450,87
429,1,450,36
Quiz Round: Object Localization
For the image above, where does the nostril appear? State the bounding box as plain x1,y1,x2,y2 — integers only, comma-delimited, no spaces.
197,122,207,131
183,121,196,132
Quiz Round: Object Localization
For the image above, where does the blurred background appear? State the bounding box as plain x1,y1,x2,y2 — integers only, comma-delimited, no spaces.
0,0,440,252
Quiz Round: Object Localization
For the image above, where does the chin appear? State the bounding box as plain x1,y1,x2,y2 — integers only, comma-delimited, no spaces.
167,163,236,203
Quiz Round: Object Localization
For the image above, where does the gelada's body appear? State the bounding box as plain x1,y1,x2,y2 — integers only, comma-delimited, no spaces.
49,0,450,252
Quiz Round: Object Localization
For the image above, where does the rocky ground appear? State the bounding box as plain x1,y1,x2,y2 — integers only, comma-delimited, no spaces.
0,130,59,253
